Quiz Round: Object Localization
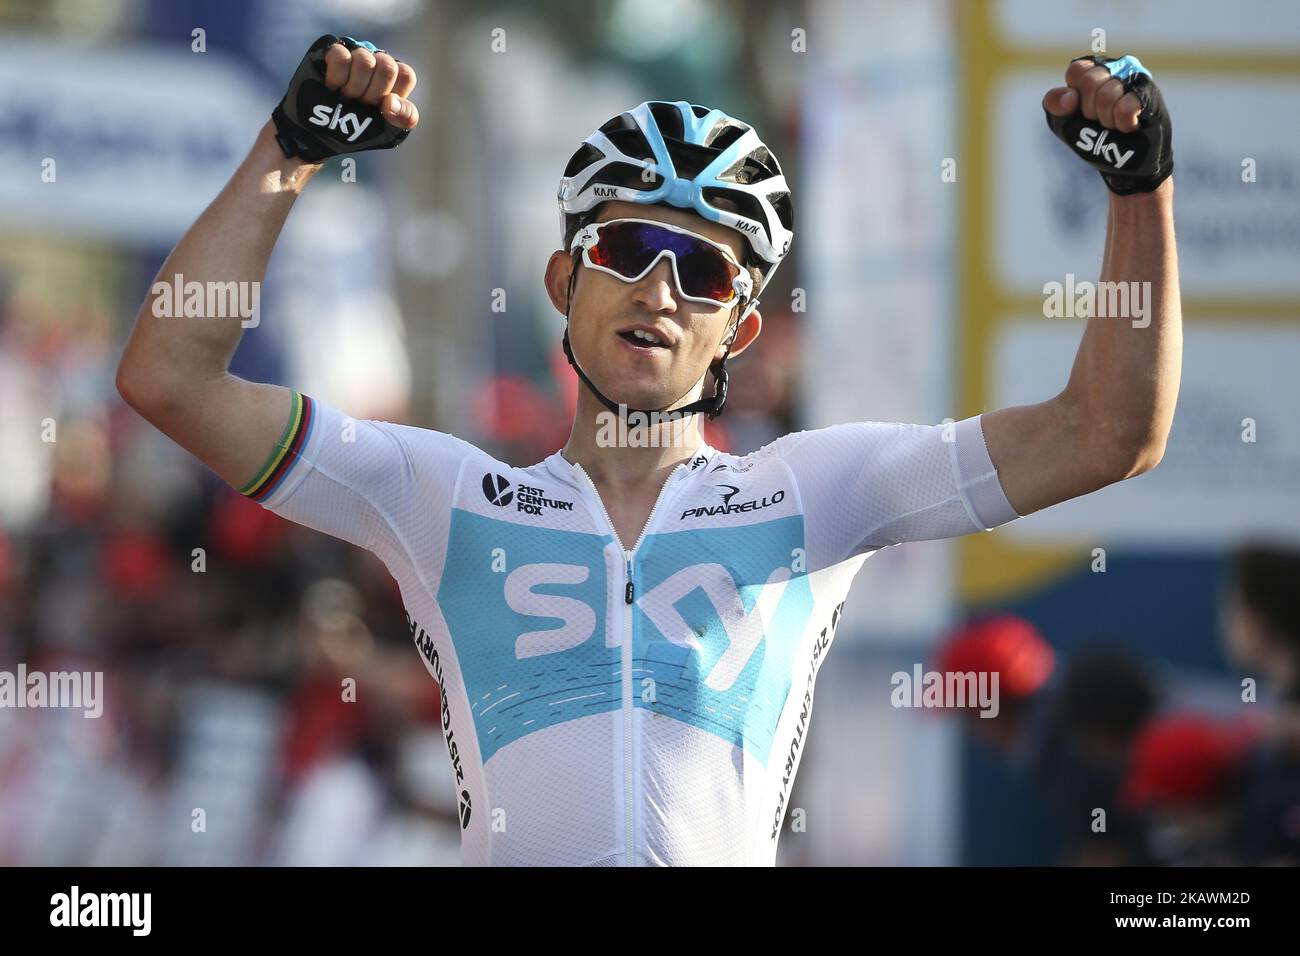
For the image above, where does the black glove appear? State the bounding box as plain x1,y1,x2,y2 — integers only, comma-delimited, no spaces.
271,34,411,163
1045,54,1173,196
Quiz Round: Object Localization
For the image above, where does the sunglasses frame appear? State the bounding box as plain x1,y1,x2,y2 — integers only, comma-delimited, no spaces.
570,218,753,308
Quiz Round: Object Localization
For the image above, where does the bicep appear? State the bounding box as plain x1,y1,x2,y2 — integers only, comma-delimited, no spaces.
981,396,1118,516
121,371,295,493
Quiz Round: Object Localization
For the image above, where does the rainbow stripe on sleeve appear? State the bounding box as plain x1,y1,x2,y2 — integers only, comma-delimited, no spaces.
239,391,316,501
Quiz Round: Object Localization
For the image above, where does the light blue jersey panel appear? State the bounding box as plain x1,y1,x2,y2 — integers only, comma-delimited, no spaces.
437,509,615,762
633,515,813,766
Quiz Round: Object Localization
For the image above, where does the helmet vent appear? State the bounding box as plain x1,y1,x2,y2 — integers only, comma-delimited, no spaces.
718,156,775,185
647,102,685,140
662,140,716,180
704,122,747,152
769,191,794,232
598,113,637,136
563,143,603,177
606,128,656,162
703,186,769,244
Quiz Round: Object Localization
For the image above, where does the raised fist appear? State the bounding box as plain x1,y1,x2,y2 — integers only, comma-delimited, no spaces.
272,35,419,163
1043,54,1173,196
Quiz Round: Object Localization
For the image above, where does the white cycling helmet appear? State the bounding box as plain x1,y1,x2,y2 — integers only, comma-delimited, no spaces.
558,100,794,305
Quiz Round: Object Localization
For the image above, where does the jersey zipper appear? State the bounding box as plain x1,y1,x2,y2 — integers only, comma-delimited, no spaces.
622,554,634,866
571,456,696,866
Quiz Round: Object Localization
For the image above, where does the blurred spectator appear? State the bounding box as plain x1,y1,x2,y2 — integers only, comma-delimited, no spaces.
1036,648,1158,866
1221,541,1300,864
935,618,1163,864
1222,542,1300,700
1122,713,1260,865
1232,708,1300,865
935,614,1056,753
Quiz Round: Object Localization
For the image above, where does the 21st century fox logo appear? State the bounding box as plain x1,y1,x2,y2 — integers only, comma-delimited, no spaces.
482,473,574,516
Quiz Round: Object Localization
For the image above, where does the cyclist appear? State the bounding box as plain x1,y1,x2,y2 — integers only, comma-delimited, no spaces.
117,40,1180,865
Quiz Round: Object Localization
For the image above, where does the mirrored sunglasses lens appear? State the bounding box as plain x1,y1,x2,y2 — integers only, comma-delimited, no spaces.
592,222,739,303
678,247,737,302
588,221,657,277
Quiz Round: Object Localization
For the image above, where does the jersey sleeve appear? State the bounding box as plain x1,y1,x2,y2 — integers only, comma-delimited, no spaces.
238,391,476,578
770,414,1019,566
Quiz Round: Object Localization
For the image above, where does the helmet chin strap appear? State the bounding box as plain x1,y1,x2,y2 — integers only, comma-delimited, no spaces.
560,254,744,422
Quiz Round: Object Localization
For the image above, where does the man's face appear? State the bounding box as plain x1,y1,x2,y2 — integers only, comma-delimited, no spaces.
545,200,761,412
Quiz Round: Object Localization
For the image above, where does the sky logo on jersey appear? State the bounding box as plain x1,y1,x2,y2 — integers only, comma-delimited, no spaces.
437,503,814,766
438,512,616,763
634,516,814,764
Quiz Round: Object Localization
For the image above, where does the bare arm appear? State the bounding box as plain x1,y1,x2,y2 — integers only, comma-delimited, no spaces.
982,67,1182,516
116,120,323,488
116,44,417,490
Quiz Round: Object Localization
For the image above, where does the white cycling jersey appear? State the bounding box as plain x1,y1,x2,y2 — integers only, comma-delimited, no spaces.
242,391,1020,865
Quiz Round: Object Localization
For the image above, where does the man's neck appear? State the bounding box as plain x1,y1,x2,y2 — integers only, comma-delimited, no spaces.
560,391,707,489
